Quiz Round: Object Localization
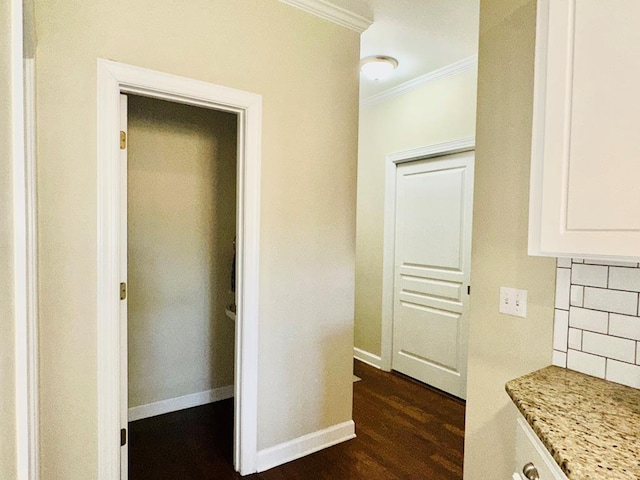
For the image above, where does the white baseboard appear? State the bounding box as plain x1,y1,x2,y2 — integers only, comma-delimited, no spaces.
128,385,234,422
256,420,356,472
354,347,382,369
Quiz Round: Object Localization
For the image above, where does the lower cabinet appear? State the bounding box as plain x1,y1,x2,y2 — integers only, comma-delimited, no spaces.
514,413,568,480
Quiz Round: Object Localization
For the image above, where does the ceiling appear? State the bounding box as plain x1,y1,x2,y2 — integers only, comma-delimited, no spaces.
353,0,480,99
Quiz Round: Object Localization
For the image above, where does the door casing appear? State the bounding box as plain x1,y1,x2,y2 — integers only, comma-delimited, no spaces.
380,138,475,375
96,59,262,478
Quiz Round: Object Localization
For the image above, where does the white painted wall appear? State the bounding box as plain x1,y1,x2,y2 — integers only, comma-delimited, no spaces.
127,96,237,410
34,1,359,477
464,1,557,478
354,68,478,356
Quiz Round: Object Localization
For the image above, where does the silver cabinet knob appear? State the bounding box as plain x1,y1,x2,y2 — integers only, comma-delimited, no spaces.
523,462,540,480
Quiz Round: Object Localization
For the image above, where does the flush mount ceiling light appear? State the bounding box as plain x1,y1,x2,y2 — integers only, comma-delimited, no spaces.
360,55,399,81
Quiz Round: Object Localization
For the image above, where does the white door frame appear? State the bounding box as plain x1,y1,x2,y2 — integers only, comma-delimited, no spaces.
380,137,475,372
11,0,39,477
96,59,262,478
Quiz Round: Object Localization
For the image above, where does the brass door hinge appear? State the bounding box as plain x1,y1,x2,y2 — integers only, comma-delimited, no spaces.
120,131,127,149
120,282,127,300
120,428,127,446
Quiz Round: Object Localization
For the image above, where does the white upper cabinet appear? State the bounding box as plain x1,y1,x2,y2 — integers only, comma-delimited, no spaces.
529,0,640,259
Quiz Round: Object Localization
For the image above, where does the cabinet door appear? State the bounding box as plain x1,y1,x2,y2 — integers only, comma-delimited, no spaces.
515,415,568,480
529,0,640,259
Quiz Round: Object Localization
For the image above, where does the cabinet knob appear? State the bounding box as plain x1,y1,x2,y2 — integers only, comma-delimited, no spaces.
523,462,540,480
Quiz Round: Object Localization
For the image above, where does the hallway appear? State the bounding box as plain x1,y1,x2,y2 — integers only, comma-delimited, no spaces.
129,360,465,479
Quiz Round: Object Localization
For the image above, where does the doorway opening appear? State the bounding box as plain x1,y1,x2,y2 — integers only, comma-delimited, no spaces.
123,94,238,478
96,59,262,479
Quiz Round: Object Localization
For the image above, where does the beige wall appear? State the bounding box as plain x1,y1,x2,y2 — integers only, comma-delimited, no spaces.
127,96,237,408
34,1,359,477
464,1,556,478
0,0,16,477
355,69,478,355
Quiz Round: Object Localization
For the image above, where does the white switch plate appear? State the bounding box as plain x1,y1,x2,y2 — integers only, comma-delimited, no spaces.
499,287,512,315
499,287,528,318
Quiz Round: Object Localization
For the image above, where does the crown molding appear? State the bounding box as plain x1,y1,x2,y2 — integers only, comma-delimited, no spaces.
361,55,479,107
386,137,476,164
278,0,373,33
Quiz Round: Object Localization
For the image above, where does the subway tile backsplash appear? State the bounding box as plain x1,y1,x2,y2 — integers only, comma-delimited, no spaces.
569,306,608,333
583,286,638,315
566,349,606,378
553,258,640,389
609,267,640,292
572,263,608,287
555,267,571,310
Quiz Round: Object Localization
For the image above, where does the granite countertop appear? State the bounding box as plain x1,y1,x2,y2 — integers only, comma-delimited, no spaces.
505,366,640,480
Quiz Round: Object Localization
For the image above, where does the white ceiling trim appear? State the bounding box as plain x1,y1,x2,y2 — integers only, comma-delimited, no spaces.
361,55,479,107
278,0,373,33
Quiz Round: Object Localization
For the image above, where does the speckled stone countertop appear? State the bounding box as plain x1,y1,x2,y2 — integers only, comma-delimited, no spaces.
506,366,640,480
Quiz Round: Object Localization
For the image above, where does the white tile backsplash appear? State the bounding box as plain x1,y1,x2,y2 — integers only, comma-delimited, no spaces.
569,307,608,333
606,360,640,389
609,313,640,341
568,328,582,350
583,287,638,315
554,259,640,389
582,332,636,363
572,264,608,287
555,267,571,310
609,267,640,292
567,349,606,378
570,285,584,307
553,310,569,352
584,259,638,268
552,350,567,368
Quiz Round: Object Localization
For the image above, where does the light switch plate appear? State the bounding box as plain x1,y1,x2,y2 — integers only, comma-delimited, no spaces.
499,287,528,318
513,288,527,318
499,287,512,315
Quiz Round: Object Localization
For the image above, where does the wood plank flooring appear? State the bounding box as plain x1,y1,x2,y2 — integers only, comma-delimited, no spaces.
129,360,465,479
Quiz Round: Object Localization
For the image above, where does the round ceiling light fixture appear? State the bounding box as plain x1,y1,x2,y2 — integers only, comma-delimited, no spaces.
360,55,399,81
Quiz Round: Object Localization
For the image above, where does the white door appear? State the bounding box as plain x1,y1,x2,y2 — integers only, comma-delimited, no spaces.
391,151,474,399
119,93,129,478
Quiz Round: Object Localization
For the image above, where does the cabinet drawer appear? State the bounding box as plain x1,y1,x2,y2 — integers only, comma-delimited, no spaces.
514,415,568,480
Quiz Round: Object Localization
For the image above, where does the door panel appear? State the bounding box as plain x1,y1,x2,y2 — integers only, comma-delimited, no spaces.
397,167,464,270
399,275,462,302
396,303,460,371
392,151,474,399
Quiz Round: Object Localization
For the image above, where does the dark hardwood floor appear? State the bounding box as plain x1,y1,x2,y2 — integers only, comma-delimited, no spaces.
129,360,465,479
